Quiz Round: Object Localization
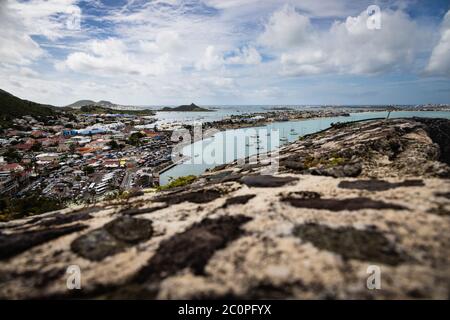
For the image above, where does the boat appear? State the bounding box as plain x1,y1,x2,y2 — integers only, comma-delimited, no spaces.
280,128,288,142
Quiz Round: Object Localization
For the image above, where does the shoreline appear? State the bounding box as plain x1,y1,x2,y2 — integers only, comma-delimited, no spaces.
158,110,450,183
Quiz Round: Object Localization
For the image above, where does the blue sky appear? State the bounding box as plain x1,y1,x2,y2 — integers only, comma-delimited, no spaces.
0,0,449,106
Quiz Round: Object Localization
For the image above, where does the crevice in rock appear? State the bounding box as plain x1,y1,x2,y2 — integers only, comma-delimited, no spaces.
222,194,256,208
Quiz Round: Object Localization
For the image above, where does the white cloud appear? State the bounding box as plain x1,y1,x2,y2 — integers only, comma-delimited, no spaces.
8,0,82,40
196,45,224,71
60,38,176,76
227,46,262,65
425,10,450,76
139,31,183,54
19,67,39,78
261,6,425,76
0,1,44,65
197,45,262,70
259,5,312,49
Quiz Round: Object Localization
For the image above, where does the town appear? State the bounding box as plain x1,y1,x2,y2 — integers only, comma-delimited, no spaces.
0,110,177,220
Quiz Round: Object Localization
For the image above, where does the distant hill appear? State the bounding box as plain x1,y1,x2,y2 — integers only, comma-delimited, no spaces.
160,103,212,112
66,100,96,109
65,99,137,110
0,89,58,127
70,104,155,116
96,100,115,108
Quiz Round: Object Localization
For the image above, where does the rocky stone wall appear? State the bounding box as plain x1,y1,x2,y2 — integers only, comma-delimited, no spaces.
0,118,449,299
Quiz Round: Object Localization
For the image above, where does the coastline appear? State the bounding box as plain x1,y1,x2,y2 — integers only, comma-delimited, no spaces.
157,109,450,184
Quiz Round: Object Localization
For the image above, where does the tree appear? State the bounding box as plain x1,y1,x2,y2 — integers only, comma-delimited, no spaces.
69,143,77,153
108,139,120,150
137,175,153,188
3,148,22,163
31,142,42,152
83,166,95,175
128,132,145,146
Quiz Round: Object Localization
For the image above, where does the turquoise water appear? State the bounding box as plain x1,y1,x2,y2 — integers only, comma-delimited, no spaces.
159,111,450,185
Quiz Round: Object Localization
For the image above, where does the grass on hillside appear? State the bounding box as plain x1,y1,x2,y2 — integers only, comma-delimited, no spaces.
157,175,197,191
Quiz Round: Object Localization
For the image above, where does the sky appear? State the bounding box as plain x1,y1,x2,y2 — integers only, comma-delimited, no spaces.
0,0,449,106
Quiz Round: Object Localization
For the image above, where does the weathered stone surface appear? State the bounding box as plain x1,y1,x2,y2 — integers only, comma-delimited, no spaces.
222,194,256,208
136,215,251,279
71,216,153,261
155,189,223,204
435,192,450,200
413,117,450,165
279,191,321,200
310,163,362,178
0,118,449,299
71,229,126,262
119,204,168,216
278,118,450,178
282,196,407,211
104,216,153,244
0,224,86,260
293,223,410,266
240,175,297,187
338,179,425,191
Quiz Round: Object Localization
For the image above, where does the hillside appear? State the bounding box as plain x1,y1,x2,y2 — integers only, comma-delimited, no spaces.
0,118,449,299
0,89,58,126
65,100,96,109
65,99,140,111
70,105,155,116
160,103,212,112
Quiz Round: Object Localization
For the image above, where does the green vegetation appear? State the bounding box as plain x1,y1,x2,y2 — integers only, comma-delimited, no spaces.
83,166,95,175
303,155,347,169
160,103,212,112
68,105,155,116
0,196,64,222
3,148,22,163
0,89,58,127
157,175,197,191
108,139,122,150
31,142,42,152
66,100,95,108
128,132,146,146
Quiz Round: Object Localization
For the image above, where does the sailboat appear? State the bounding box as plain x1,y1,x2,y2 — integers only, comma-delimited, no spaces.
280,128,288,142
